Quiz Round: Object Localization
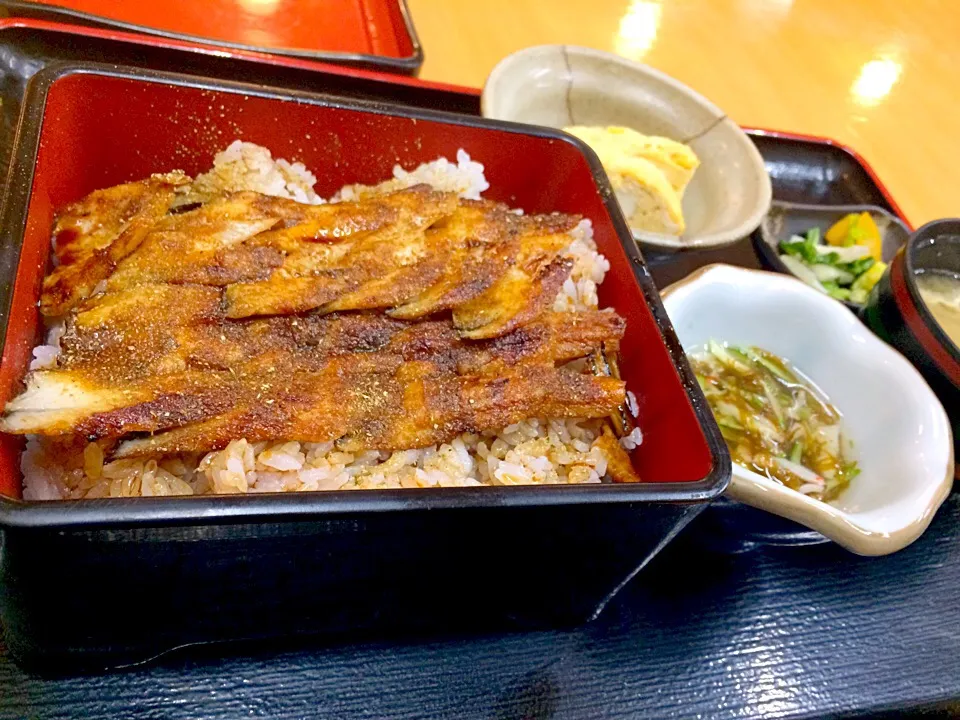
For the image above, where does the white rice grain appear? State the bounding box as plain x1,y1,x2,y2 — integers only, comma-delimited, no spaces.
334,149,489,202
190,140,324,205
627,391,639,417
620,427,644,450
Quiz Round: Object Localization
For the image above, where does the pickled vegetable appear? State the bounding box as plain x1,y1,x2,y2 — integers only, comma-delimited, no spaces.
826,211,882,262
778,215,886,305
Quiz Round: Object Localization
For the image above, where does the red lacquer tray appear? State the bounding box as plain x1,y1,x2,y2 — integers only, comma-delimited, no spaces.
0,0,423,74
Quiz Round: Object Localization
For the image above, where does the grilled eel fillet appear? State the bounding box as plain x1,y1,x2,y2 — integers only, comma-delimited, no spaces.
40,172,191,316
3,180,629,457
112,362,624,458
43,184,582,337
3,302,625,445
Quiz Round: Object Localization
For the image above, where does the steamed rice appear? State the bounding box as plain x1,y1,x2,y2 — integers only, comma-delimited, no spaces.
187,140,325,205
21,142,639,500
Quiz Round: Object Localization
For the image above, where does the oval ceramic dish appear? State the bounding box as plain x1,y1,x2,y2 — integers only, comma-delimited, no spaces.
481,44,772,251
754,201,911,311
662,264,954,555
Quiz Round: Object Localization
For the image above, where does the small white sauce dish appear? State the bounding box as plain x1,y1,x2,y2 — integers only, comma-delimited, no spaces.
661,264,954,555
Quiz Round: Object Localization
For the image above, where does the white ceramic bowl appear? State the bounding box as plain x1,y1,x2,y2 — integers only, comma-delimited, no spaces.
661,264,954,555
481,45,772,250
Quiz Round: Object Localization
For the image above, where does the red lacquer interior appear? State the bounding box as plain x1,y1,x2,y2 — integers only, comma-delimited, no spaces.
0,71,713,499
30,0,412,58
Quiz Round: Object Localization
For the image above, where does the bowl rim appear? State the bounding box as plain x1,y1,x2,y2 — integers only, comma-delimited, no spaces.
482,44,729,126
660,262,955,555
480,43,772,251
0,61,732,529
902,218,960,367
753,200,912,312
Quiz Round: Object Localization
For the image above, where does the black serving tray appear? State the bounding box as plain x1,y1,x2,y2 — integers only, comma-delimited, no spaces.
3,506,959,718
1,19,958,720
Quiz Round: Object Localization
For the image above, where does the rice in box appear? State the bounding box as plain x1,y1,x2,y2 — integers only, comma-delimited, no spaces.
20,141,639,500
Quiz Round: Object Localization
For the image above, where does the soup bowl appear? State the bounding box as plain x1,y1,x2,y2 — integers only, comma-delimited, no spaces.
662,263,954,555
863,218,960,470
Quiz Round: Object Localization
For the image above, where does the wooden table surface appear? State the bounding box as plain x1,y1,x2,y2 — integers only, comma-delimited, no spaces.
408,0,959,228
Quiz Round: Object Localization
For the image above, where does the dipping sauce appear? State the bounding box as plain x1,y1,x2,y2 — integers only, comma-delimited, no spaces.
916,272,960,347
690,341,858,502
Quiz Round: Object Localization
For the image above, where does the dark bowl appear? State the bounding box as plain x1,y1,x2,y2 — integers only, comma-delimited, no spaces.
753,201,910,312
0,62,730,671
862,218,960,474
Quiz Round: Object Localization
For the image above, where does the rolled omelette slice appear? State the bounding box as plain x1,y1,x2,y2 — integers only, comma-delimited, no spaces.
564,125,697,236
607,155,685,236
565,125,700,196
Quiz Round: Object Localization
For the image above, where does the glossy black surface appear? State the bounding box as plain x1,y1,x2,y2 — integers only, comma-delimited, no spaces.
1,494,958,719
748,134,896,208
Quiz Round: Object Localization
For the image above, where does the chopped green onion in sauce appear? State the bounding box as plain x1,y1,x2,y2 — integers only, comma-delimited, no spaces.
690,340,858,502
